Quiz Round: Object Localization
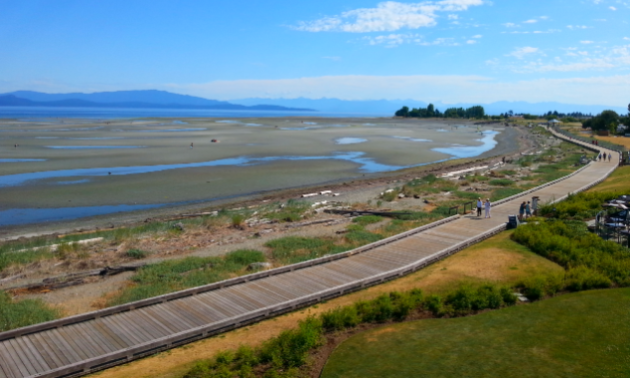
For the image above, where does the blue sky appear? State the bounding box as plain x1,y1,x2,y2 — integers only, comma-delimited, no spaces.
1,0,629,106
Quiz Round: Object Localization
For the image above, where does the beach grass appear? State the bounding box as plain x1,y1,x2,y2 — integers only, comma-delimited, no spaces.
0,291,61,332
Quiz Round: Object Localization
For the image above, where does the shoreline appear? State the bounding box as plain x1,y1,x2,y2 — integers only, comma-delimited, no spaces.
0,125,527,240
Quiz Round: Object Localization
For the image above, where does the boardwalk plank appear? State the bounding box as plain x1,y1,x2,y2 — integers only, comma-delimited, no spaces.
73,322,116,355
39,332,73,366
48,328,85,364
57,326,96,361
13,336,48,373
0,342,28,378
28,333,62,370
6,339,37,377
92,320,128,350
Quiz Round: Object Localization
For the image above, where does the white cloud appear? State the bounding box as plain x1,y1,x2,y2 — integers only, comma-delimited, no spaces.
157,74,630,107
472,34,483,38
503,30,560,35
322,56,341,61
580,40,595,44
447,14,459,20
567,25,589,29
508,46,539,59
523,19,538,24
624,37,630,41
539,16,549,20
610,6,617,10
363,33,411,46
503,22,518,28
504,43,630,74
466,40,477,44
361,33,460,47
293,0,485,33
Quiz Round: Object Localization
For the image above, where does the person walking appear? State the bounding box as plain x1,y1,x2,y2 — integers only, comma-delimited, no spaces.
484,198,492,218
519,201,526,221
476,197,483,217
525,201,532,218
608,153,612,162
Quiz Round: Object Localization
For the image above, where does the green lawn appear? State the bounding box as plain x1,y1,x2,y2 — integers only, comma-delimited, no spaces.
322,289,630,378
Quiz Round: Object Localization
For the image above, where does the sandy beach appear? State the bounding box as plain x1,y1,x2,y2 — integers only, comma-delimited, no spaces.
0,117,520,237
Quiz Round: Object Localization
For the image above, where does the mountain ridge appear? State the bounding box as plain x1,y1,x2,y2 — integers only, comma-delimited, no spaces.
0,91,313,111
232,97,627,116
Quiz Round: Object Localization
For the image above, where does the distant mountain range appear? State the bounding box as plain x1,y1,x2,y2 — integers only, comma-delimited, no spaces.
0,90,313,112
0,90,625,116
232,97,627,116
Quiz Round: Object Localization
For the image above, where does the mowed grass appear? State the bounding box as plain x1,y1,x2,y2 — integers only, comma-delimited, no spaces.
588,165,630,193
322,288,630,378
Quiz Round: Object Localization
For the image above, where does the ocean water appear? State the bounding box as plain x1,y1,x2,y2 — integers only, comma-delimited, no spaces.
0,106,375,119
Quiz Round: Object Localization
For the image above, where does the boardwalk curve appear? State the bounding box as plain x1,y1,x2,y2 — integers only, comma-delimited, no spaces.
0,131,620,378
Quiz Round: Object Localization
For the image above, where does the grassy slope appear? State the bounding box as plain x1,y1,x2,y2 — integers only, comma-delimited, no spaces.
322,288,630,378
588,166,630,193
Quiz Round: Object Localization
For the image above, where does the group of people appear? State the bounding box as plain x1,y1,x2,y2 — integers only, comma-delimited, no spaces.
598,152,612,162
476,198,492,218
519,201,532,220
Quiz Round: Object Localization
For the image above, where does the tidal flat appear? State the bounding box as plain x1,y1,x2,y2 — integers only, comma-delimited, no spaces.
0,117,510,226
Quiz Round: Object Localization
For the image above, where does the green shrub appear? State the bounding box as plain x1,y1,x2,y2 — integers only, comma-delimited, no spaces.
0,292,60,332
512,219,630,288
126,249,148,259
352,215,384,226
225,249,265,266
231,214,245,228
424,294,443,316
345,228,383,245
322,306,361,332
564,266,612,291
489,179,515,187
259,316,323,368
500,287,518,305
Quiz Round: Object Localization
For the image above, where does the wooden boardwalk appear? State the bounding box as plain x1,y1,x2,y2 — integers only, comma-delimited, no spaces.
0,132,619,378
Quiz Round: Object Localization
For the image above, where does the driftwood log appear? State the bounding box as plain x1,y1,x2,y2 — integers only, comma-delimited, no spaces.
1,263,146,292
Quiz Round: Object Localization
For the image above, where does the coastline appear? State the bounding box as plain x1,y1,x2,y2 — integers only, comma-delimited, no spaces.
0,125,526,240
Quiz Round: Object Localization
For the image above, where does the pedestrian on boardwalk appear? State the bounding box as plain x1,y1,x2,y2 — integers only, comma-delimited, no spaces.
519,201,526,220
190,142,194,148
598,153,602,161
608,153,612,162
525,201,532,218
484,198,492,218
477,197,483,217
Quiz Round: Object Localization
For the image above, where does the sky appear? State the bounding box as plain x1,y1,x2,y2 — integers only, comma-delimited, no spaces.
0,0,629,106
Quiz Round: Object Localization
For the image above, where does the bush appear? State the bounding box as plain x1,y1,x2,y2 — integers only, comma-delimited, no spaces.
259,316,323,368
322,306,361,332
231,214,245,228
512,218,630,289
352,215,384,226
0,292,60,332
424,294,443,316
126,249,148,259
564,266,612,291
225,249,265,266
489,179,515,187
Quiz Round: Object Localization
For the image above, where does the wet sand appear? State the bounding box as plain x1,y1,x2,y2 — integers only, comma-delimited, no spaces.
0,117,515,235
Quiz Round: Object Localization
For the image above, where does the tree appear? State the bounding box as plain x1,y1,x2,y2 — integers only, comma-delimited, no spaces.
427,103,435,117
582,110,620,133
395,106,409,117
